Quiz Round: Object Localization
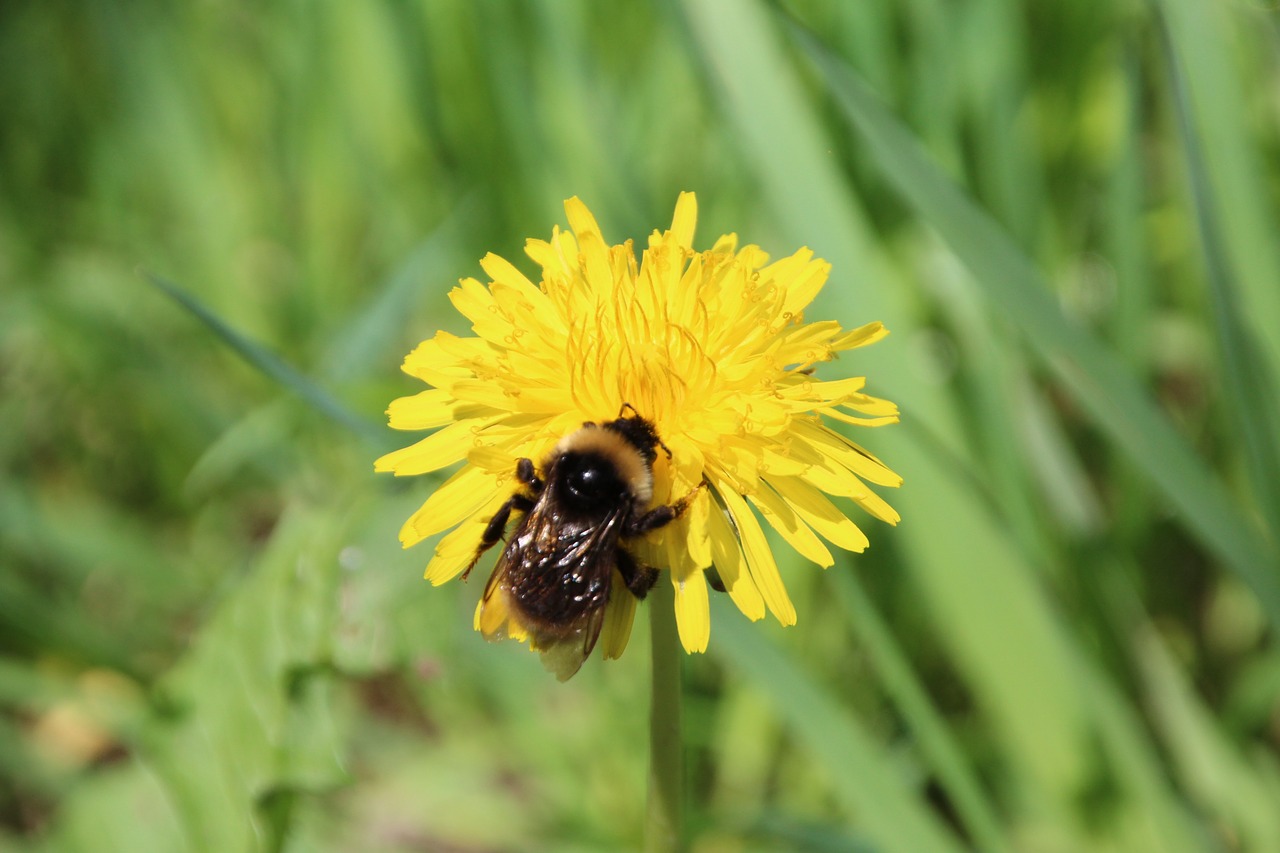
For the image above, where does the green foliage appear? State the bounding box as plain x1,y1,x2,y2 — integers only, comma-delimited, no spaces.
2,1,1278,850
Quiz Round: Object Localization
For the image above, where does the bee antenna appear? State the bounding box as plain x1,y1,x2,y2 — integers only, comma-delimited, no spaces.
618,401,640,418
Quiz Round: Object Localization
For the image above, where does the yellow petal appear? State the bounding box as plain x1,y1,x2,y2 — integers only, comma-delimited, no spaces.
662,514,702,580
841,392,900,418
386,389,463,431
716,485,796,625
563,197,612,298
792,420,903,488
466,443,523,478
523,237,568,281
479,252,539,296
399,465,499,547
774,255,831,318
673,569,710,653
475,587,509,637
401,338,473,387
758,444,810,477
448,278,511,338
771,320,844,367
799,460,873,500
766,475,870,553
779,376,867,403
830,321,889,350
849,488,902,526
759,248,813,291
818,407,900,428
670,191,698,250
601,570,639,660
749,488,834,568
449,378,516,410
432,331,501,365
683,488,714,570
709,232,738,255
373,416,502,476
735,244,770,270
424,491,509,585
705,489,765,620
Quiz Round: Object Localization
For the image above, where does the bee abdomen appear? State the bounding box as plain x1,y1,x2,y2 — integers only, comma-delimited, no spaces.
512,566,609,627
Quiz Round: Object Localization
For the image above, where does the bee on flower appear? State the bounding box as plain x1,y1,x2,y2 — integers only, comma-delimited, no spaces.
376,193,900,679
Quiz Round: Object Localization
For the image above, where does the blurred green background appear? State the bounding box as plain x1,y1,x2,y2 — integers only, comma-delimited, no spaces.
3,1,1279,851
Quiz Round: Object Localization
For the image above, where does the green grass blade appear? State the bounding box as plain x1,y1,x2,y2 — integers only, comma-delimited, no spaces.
319,197,476,383
1160,14,1280,550
786,24,1280,624
1138,629,1280,850
679,1,1102,832
833,570,1011,853
1154,0,1280,394
710,597,966,853
144,271,387,448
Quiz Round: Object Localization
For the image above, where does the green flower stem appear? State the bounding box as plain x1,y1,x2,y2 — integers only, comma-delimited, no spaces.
645,579,686,853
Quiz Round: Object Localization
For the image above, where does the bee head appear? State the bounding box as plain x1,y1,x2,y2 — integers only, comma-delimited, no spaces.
553,419,656,508
556,451,628,511
601,415,663,465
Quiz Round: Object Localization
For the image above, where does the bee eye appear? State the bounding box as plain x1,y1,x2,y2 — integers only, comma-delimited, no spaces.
561,453,622,505
567,467,602,495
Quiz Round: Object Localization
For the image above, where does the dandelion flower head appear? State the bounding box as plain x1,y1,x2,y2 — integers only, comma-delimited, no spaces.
376,193,901,658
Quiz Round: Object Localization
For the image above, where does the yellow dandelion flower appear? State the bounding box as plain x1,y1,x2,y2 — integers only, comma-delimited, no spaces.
376,192,900,675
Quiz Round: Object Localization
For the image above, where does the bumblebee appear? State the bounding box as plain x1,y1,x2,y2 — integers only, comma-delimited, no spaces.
463,407,700,680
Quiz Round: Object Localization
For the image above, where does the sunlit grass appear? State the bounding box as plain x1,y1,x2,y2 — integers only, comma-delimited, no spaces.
2,1,1278,851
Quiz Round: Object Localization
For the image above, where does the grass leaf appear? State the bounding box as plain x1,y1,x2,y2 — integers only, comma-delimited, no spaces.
144,271,387,448
711,597,966,853
785,20,1280,624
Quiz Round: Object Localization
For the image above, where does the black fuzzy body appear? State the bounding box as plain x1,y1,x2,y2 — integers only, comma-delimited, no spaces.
469,414,695,679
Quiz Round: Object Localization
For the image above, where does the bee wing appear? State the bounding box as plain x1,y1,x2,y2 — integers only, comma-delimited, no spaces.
534,603,607,681
477,546,607,680
476,498,630,680
525,501,632,680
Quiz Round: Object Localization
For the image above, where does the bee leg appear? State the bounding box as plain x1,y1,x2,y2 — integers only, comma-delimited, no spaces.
515,457,544,494
460,492,535,581
625,481,707,536
617,549,659,600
